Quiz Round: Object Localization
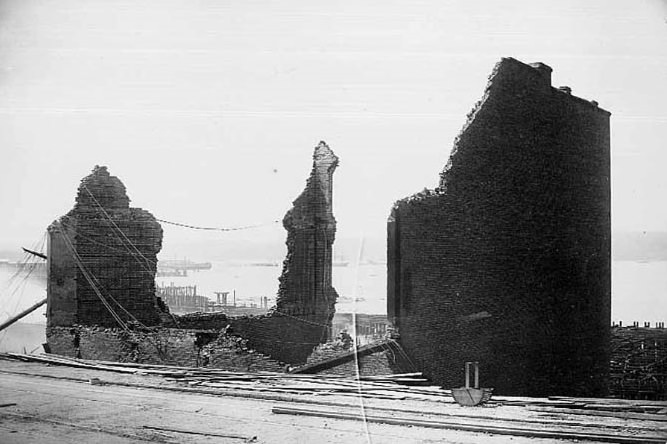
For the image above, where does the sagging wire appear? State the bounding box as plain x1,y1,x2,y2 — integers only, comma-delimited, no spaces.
58,217,177,360
156,218,280,232
65,227,336,340
58,213,183,345
62,185,343,362
81,184,155,271
58,226,131,332
61,226,175,360
59,218,157,265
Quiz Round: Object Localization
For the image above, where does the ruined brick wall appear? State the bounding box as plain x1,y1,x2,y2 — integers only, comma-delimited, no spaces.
388,58,611,397
45,144,340,368
171,311,331,366
260,141,339,363
228,314,328,365
46,326,285,372
47,166,163,328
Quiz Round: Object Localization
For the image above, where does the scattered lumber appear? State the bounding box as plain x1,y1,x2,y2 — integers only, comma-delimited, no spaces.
3,351,664,424
493,395,667,416
271,405,666,443
1,353,187,377
0,352,430,401
527,406,667,423
549,396,667,406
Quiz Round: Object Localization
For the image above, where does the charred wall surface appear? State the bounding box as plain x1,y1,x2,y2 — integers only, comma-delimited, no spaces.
47,166,163,328
388,58,611,396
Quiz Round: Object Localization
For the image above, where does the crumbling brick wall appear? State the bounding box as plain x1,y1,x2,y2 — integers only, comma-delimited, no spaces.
47,166,163,328
256,141,339,363
46,325,285,372
388,58,611,397
276,142,338,322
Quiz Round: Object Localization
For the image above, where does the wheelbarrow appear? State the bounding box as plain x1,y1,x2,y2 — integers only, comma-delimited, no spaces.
450,361,493,406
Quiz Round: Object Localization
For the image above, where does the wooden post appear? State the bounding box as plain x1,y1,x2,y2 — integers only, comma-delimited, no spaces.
474,362,479,389
0,298,47,333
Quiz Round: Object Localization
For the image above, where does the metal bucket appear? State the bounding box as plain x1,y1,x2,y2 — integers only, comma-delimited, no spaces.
450,361,493,406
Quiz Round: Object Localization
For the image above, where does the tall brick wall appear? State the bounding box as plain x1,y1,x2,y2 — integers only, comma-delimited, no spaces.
388,58,611,397
269,141,340,362
47,166,163,328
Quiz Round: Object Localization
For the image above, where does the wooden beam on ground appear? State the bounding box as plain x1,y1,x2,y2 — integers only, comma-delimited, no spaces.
527,406,667,422
271,405,666,443
142,425,251,440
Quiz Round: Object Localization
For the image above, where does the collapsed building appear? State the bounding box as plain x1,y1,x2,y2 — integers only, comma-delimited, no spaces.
46,142,340,368
387,58,611,397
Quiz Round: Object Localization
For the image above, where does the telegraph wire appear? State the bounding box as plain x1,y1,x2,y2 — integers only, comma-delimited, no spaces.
156,218,281,232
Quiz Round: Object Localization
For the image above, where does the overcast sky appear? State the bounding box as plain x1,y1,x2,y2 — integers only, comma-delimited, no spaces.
1,0,666,252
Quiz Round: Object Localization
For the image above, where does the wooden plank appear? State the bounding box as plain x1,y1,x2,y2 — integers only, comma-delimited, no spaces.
528,406,667,422
4,353,187,376
549,396,667,407
582,404,664,413
272,405,667,443
142,425,250,440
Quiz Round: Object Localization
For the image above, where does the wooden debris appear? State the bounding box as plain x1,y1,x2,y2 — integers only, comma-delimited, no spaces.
271,405,666,443
2,351,665,429
528,406,667,423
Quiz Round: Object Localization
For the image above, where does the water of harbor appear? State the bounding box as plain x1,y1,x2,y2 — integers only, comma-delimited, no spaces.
1,260,666,352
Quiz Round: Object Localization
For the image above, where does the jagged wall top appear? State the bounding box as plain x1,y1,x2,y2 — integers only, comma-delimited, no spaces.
286,141,339,229
436,57,609,191
303,141,338,209
74,165,130,210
